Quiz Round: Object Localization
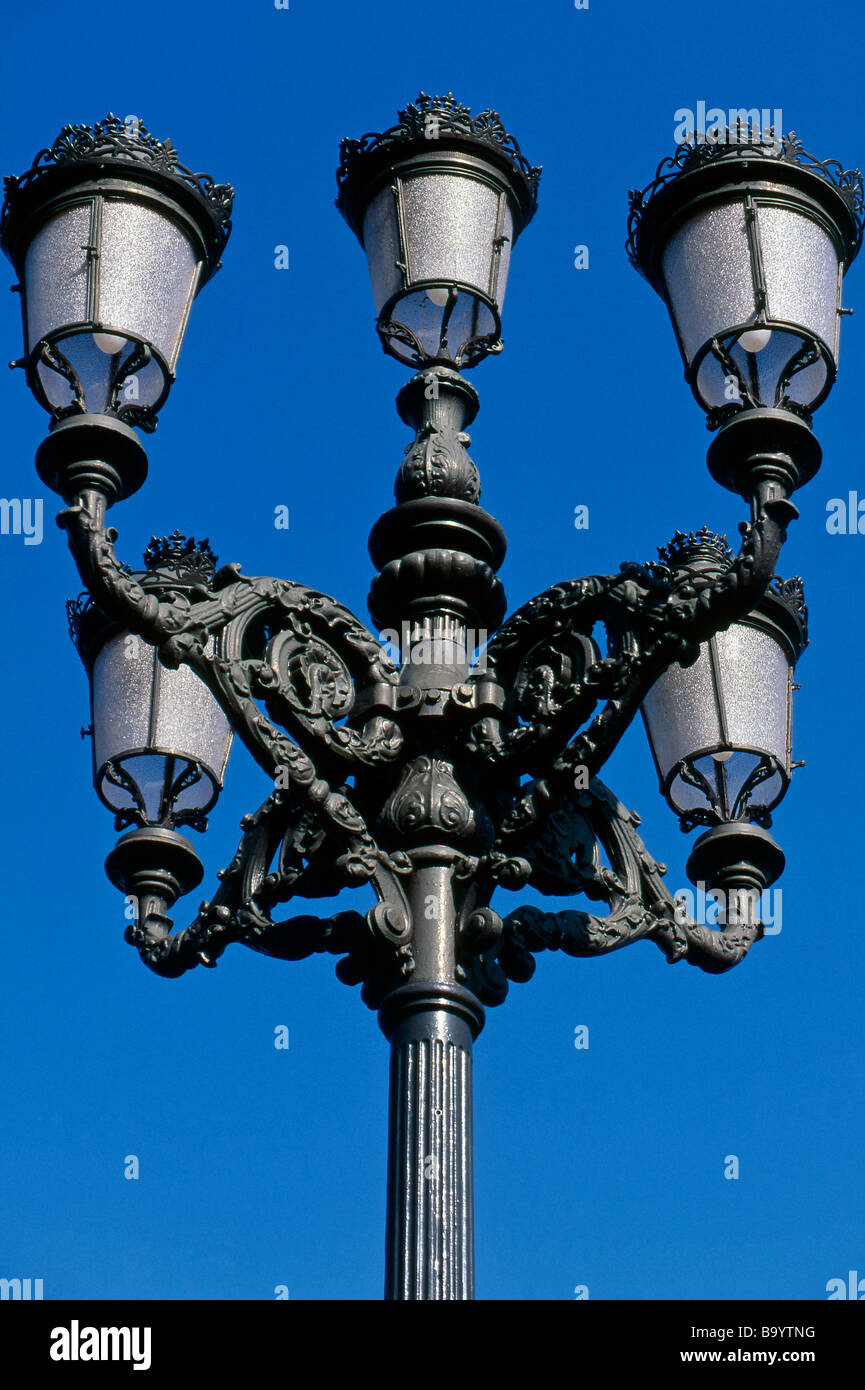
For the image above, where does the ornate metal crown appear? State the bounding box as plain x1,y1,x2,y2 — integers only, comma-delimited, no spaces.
656,526,734,572
627,128,865,273
336,92,542,235
1,113,234,262
143,531,218,584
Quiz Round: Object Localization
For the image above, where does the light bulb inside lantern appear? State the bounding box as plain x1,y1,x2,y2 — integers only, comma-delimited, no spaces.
426,286,453,307
93,332,127,355
712,749,734,763
738,327,772,354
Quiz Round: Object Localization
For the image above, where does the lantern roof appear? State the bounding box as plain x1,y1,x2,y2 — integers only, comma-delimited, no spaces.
627,127,865,289
0,113,234,276
335,92,542,241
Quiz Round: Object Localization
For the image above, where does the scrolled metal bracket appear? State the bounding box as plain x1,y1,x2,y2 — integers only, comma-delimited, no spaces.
464,777,766,1007
52,362,798,1015
58,486,417,994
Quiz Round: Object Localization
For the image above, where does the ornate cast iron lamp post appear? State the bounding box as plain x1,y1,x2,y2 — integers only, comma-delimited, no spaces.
2,101,861,1300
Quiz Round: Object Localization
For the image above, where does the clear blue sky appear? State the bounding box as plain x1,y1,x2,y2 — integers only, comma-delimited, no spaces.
0,0,863,1301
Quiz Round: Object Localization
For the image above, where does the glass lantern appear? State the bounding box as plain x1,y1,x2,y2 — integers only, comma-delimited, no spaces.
642,546,806,832
68,535,232,831
627,131,863,427
1,114,233,431
336,93,540,368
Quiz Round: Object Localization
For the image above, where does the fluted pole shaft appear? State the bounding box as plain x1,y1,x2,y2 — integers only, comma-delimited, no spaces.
379,857,484,1300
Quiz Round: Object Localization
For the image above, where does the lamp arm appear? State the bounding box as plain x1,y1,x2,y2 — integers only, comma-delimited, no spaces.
59,486,417,890
475,494,792,767
59,488,405,765
128,902,369,980
478,900,761,995
462,776,764,1005
123,783,413,978
474,495,793,851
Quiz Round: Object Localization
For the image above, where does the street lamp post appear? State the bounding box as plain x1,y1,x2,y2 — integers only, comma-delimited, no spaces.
2,99,861,1300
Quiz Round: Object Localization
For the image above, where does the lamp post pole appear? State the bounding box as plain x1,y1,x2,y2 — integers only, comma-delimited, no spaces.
2,100,861,1300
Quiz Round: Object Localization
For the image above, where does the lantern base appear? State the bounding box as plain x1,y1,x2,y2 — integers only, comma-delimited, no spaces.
105,826,204,906
706,407,821,500
686,821,785,895
36,413,148,505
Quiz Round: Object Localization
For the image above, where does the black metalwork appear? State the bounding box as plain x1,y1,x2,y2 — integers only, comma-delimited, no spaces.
627,126,865,270
336,92,541,232
6,105,844,1302
1,113,233,256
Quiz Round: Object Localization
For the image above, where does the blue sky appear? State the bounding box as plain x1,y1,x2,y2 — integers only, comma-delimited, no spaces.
0,0,863,1301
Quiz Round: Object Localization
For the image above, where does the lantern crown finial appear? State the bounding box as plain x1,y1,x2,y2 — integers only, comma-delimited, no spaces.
655,526,733,575
143,530,218,586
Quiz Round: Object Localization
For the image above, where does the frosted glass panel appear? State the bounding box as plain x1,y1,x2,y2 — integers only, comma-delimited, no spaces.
759,205,839,349
662,200,755,361
55,332,134,415
92,633,156,770
783,354,827,406
745,330,816,406
715,624,789,764
174,764,215,812
402,173,502,295
153,658,232,780
35,358,76,410
98,199,199,366
93,634,231,779
495,209,514,305
25,203,91,349
363,185,402,313
641,644,721,779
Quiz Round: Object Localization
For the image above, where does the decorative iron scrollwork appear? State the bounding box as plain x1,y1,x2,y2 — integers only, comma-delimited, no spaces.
1,112,234,251
463,777,766,1007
